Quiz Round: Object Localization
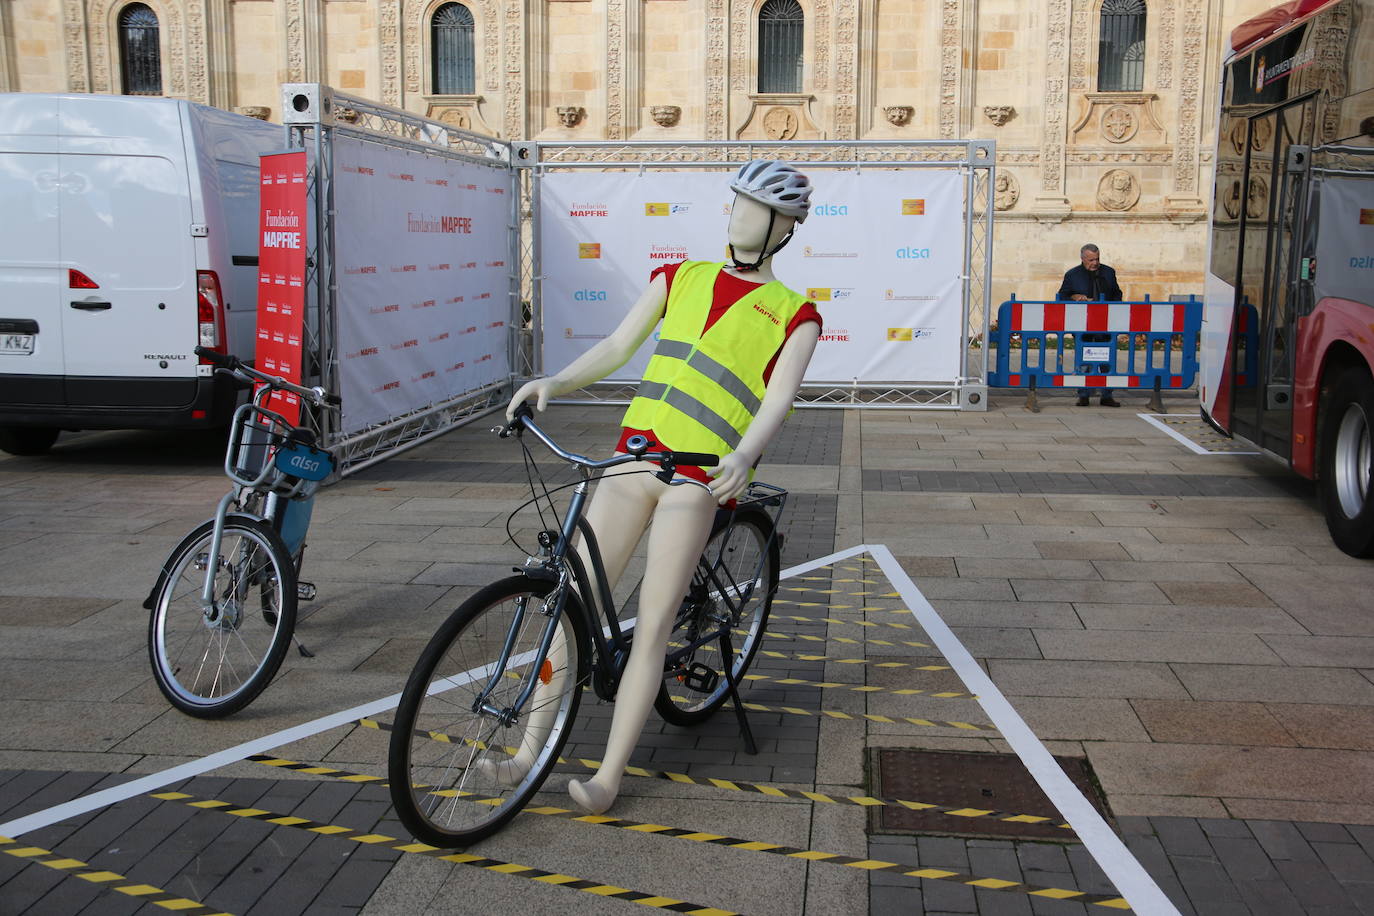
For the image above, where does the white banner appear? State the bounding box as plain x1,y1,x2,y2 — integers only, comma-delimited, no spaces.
335,138,512,434
538,169,966,384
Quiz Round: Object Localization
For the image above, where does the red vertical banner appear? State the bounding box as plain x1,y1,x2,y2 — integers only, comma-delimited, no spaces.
257,150,309,424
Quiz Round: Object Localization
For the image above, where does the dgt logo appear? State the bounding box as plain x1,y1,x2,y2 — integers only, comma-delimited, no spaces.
574,290,608,301
901,199,926,216
579,243,602,259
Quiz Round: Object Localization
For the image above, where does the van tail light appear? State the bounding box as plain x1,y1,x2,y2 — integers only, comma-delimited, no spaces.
69,269,100,289
197,270,227,362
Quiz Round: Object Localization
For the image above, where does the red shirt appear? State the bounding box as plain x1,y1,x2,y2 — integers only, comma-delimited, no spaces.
617,261,823,485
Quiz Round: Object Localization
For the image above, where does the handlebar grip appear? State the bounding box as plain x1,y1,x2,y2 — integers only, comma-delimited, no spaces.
511,402,534,425
194,346,238,369
670,451,719,468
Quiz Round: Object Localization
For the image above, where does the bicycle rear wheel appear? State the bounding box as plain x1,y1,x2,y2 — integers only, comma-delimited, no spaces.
147,515,297,718
655,507,779,726
388,575,586,847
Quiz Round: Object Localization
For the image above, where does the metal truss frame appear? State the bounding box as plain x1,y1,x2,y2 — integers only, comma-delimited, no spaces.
270,86,998,478
279,83,516,476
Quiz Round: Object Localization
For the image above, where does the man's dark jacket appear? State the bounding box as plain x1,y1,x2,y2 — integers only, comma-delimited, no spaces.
1056,264,1122,302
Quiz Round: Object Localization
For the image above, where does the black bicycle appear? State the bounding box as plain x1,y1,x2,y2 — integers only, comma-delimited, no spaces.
387,405,784,846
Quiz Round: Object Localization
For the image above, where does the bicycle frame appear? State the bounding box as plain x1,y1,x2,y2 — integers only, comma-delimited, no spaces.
469,414,785,722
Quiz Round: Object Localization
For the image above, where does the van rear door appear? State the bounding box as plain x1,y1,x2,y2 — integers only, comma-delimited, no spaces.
58,97,197,407
0,100,65,402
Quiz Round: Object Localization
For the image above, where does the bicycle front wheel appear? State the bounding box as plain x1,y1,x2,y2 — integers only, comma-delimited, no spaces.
655,506,779,726
147,515,297,718
388,575,586,847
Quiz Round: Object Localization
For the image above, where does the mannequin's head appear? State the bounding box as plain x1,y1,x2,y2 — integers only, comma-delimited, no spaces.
725,159,813,271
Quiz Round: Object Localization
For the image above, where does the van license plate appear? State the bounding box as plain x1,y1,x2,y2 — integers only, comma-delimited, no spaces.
1,334,34,355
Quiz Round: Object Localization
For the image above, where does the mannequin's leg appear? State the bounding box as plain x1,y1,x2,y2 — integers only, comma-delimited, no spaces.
569,480,717,814
480,466,655,787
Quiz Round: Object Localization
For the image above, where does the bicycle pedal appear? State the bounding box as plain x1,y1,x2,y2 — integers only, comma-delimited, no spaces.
681,662,719,694
296,581,317,601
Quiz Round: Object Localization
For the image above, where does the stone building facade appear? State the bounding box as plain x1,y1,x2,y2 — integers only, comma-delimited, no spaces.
1,0,1276,303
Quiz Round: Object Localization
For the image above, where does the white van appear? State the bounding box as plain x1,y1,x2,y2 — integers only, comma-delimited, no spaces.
0,93,283,455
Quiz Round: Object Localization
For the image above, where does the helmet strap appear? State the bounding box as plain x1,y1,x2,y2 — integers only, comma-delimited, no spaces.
729,208,794,273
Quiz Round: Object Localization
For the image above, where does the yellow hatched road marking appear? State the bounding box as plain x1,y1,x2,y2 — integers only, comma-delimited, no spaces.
0,839,229,914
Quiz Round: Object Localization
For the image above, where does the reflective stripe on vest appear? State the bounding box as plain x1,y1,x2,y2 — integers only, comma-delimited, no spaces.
621,261,807,456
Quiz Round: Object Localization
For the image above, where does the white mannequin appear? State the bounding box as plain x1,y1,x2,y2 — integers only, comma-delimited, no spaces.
503,186,820,814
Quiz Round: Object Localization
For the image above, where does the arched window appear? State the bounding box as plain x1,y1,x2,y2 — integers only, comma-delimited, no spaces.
1098,0,1146,92
759,0,803,94
432,2,475,95
119,3,162,96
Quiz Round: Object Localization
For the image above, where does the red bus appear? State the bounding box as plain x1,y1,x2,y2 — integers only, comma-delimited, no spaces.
1201,0,1374,556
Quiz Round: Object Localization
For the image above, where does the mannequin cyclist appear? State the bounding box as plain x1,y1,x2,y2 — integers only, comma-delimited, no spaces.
503,159,822,815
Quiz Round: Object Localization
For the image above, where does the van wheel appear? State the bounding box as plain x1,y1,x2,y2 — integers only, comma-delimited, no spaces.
1319,368,1374,557
0,427,60,456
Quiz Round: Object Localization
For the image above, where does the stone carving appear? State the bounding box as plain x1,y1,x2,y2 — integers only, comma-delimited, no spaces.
651,105,681,128
1246,175,1269,220
439,108,471,130
504,1,523,139
835,0,856,138
380,0,400,106
1251,117,1273,151
1222,179,1242,220
1174,12,1204,195
235,106,271,121
1097,170,1140,211
706,0,727,139
607,0,624,138
816,0,831,93
1041,0,1070,194
940,0,959,138
884,106,913,127
1158,0,1175,90
1069,0,1091,91
763,106,799,140
730,0,748,92
1101,106,1137,143
994,171,1020,211
557,106,585,128
61,0,90,92
186,0,208,104
285,0,306,82
984,105,1015,127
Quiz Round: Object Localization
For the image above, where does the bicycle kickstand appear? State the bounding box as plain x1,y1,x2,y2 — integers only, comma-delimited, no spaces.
717,629,758,756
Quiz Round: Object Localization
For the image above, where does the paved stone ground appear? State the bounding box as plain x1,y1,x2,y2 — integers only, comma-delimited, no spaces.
1,391,1373,914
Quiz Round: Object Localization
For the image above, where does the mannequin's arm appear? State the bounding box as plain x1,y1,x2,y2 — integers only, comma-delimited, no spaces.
708,321,820,504
507,273,668,419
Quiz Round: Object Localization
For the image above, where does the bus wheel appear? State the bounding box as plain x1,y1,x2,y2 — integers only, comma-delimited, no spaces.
1319,368,1374,558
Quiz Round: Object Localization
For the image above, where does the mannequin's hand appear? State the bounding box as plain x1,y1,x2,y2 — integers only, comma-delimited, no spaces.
507,378,560,421
707,451,755,505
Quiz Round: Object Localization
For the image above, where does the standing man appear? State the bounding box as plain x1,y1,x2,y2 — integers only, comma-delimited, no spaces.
1057,243,1123,407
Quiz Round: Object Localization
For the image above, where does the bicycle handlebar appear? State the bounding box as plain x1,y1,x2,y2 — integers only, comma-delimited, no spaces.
196,347,339,409
501,404,719,475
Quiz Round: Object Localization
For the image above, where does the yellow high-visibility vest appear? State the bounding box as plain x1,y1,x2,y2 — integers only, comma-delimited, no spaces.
622,261,809,459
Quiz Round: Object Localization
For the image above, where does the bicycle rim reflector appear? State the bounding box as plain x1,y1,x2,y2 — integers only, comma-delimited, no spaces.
539,659,553,685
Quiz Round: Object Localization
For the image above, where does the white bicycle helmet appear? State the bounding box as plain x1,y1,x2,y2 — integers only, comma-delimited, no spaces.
729,159,813,222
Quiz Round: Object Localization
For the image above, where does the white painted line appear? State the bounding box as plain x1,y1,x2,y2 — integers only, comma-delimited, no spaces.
0,548,858,840
1138,412,1259,455
868,544,1181,916
0,542,905,842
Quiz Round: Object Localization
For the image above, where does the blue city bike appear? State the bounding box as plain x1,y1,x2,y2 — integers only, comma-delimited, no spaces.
387,405,784,846
144,347,339,718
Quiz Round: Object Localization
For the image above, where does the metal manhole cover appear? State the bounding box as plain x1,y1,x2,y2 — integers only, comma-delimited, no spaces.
871,748,1111,842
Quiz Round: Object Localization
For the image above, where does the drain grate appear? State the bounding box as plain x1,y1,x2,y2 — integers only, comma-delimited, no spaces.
871,748,1111,842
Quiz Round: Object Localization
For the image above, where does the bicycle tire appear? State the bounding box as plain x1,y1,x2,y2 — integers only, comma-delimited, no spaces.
147,514,297,718
388,575,587,847
654,507,779,726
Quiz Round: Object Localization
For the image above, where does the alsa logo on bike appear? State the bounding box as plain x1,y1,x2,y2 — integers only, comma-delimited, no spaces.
283,452,324,477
